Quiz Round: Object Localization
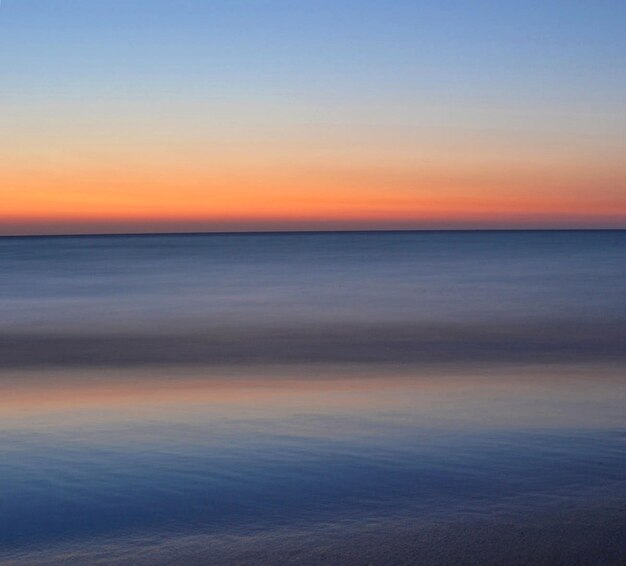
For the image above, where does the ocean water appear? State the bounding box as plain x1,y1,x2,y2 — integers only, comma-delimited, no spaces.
0,231,625,565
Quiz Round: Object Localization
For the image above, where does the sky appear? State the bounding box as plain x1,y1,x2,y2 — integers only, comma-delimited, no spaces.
1,0,625,235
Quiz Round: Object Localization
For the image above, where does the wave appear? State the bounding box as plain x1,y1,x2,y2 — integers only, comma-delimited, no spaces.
2,318,624,369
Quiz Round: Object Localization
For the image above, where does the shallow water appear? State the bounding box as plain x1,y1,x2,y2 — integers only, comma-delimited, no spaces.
0,231,625,564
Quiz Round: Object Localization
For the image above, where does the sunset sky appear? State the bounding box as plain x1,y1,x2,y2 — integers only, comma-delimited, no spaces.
1,0,625,235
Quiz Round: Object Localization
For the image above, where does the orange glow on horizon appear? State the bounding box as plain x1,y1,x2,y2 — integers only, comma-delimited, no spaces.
2,2,625,236
3,159,625,233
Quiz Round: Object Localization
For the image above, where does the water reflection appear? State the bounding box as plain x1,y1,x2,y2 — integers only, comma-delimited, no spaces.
1,365,625,564
1,231,625,564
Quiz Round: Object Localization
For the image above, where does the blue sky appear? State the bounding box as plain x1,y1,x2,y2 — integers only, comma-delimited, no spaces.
1,1,625,233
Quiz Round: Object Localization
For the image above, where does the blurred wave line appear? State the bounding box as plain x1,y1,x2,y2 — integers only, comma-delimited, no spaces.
2,318,625,369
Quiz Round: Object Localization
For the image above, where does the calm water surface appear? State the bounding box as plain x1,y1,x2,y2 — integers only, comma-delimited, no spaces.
0,231,625,564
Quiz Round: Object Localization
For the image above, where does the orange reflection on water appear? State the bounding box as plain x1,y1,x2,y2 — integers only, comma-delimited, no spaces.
1,365,625,430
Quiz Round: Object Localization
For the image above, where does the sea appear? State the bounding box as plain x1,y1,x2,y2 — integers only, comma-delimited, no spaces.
0,230,625,565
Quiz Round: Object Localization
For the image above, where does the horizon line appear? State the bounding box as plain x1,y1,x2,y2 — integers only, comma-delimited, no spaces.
2,227,625,239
